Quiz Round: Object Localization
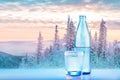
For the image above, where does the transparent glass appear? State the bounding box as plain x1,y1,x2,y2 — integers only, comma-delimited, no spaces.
74,15,91,74
64,51,84,76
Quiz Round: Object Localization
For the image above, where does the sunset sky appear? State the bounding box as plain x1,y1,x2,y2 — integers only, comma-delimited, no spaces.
0,0,120,42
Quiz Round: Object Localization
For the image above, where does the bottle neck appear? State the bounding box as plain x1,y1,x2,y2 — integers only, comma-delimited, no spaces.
79,15,86,23
76,15,86,31
77,15,86,31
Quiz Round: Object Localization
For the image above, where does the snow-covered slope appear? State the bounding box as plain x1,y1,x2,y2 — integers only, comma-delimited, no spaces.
0,51,22,68
0,69,120,80
0,41,53,56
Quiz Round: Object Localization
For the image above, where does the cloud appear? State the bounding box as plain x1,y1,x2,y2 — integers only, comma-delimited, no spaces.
0,1,119,29
0,1,120,41
0,0,119,6
84,0,91,3
107,21,120,29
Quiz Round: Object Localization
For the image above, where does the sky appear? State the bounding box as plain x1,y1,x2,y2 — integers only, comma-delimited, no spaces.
0,0,120,41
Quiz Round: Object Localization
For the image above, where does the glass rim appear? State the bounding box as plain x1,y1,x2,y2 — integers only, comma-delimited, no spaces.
64,51,84,56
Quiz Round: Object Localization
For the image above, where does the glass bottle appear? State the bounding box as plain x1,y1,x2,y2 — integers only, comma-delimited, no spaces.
74,15,91,74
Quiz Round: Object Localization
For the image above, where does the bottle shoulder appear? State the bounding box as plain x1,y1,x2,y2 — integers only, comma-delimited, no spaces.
75,19,90,47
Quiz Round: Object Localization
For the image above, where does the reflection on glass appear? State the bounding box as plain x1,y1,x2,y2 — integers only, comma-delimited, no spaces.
66,74,81,80
82,74,91,80
66,74,91,80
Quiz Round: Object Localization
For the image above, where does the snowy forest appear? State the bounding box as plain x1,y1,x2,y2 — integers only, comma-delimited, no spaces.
19,16,120,69
0,16,120,69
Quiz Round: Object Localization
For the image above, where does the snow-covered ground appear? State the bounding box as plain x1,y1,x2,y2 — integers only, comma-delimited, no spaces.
0,69,120,80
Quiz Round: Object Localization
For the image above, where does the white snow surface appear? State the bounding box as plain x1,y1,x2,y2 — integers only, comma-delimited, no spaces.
0,69,120,80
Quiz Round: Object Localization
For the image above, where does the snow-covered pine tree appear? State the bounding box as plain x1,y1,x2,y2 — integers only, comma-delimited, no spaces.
91,31,99,68
54,25,59,50
49,45,53,53
65,15,75,50
113,40,120,68
94,31,97,41
44,45,53,57
89,30,93,53
24,53,28,64
44,47,49,57
19,53,29,68
36,32,43,64
93,31,98,52
98,19,107,58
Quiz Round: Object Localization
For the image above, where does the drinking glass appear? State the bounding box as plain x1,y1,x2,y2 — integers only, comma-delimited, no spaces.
64,51,84,76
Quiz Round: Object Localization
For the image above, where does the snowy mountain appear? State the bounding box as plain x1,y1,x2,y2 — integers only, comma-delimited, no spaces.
0,40,53,56
0,51,22,68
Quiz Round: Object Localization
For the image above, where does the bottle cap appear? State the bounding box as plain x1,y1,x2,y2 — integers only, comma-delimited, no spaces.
79,15,86,19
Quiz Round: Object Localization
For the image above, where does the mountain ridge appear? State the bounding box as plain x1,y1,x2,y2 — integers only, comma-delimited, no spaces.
0,51,22,68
